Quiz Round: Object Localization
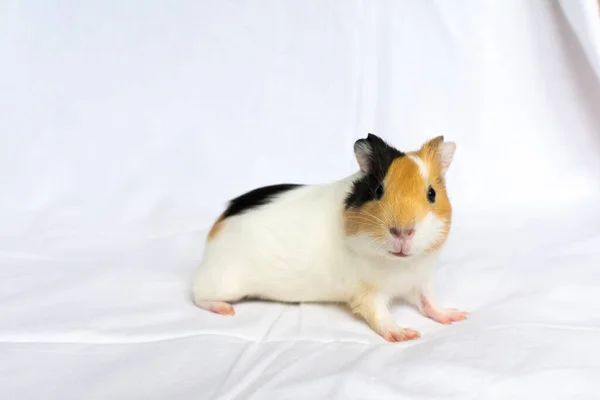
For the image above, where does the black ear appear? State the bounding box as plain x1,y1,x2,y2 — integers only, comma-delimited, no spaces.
353,133,402,174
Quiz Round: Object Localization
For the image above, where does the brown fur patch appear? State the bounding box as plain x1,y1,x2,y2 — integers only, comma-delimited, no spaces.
417,137,453,252
343,136,453,253
207,214,224,241
344,156,429,239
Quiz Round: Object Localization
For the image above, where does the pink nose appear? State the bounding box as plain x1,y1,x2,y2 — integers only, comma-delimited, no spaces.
389,227,415,239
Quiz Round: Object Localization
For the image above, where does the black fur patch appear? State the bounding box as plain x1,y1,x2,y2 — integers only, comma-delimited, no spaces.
345,134,405,209
222,184,303,219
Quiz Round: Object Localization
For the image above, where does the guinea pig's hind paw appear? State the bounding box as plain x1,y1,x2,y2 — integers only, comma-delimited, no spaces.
382,327,421,342
197,301,235,316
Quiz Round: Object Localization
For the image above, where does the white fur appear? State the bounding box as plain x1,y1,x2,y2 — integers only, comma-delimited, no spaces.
193,172,452,340
408,154,428,180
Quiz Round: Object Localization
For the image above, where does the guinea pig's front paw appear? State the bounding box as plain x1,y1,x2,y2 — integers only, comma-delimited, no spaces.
380,326,421,342
420,295,467,325
425,308,468,325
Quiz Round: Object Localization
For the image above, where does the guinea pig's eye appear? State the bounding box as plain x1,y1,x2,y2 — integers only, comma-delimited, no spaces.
375,184,384,200
427,186,436,203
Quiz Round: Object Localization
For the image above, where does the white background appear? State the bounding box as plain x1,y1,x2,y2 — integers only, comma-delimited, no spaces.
1,1,600,399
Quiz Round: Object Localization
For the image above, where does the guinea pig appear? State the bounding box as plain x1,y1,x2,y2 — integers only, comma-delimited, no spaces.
192,133,467,342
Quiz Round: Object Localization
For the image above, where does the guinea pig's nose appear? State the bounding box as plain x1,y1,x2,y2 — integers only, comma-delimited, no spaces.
389,227,415,239
402,228,415,238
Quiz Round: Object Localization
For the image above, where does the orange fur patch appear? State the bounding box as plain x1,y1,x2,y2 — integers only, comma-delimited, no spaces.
207,214,224,241
344,136,453,253
417,137,453,252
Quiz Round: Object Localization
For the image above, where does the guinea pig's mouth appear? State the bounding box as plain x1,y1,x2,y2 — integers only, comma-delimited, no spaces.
389,251,411,258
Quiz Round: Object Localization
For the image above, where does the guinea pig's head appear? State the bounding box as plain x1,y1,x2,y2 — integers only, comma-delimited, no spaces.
343,133,456,261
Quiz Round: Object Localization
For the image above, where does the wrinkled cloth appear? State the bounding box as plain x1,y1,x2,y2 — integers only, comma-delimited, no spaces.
1,1,599,399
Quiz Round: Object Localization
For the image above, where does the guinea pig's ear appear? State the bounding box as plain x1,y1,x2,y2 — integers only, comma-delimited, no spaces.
353,133,386,173
421,135,456,175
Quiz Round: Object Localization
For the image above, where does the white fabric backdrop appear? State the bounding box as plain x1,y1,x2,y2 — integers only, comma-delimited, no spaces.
1,1,600,399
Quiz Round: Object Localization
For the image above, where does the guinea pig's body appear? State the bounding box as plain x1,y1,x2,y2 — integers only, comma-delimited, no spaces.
193,134,467,342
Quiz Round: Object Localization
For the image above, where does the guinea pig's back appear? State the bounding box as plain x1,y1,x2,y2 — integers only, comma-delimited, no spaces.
196,179,356,300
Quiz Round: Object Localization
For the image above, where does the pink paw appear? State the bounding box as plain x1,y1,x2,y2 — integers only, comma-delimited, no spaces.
427,308,468,325
197,301,235,316
420,295,467,325
381,326,421,342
